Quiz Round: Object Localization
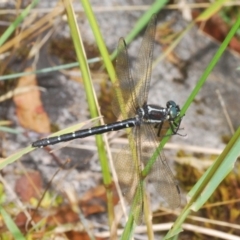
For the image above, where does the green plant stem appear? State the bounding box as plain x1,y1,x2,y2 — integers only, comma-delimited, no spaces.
80,0,116,83
63,0,114,229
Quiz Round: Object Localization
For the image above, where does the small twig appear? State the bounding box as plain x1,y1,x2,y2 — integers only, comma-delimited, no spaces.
95,222,240,239
29,160,69,225
0,86,46,102
216,89,235,135
65,140,224,155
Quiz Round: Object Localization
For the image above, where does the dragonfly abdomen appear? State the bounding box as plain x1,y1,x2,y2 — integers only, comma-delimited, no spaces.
32,118,137,147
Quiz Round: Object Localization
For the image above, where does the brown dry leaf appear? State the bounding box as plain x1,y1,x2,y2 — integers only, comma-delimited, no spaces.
13,209,104,239
15,206,79,230
229,36,240,54
47,205,79,225
65,231,104,240
192,11,240,55
80,184,119,216
14,210,41,232
194,13,228,42
14,211,29,231
46,185,119,225
15,170,42,202
13,67,50,133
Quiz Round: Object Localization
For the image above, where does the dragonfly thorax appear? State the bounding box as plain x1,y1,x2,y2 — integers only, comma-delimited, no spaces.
136,101,180,124
137,103,167,124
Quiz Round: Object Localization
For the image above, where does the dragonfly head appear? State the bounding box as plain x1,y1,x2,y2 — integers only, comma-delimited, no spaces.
166,100,181,119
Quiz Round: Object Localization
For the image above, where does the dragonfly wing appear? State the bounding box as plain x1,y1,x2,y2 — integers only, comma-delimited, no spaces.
113,128,144,225
149,149,180,208
130,181,144,225
114,145,139,203
140,124,181,208
132,14,157,106
113,38,137,119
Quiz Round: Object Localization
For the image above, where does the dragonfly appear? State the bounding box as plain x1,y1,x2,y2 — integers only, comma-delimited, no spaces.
32,14,182,224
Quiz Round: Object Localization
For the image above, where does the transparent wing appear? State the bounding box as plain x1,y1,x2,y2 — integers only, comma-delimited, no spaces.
113,38,137,119
129,182,144,225
132,14,157,106
140,124,181,209
113,14,157,118
114,145,139,203
113,127,144,225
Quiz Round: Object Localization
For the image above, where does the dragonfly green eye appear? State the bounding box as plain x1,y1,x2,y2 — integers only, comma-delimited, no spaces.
166,100,176,108
167,100,180,119
170,107,178,118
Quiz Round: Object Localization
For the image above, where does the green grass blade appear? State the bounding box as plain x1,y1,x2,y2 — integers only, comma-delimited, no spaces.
0,58,100,81
63,0,114,227
79,0,135,133
164,127,240,239
189,127,240,210
196,0,229,21
120,214,135,240
62,0,111,170
0,146,33,169
63,0,98,117
121,182,145,239
80,0,116,83
0,0,39,47
0,126,22,134
0,205,26,240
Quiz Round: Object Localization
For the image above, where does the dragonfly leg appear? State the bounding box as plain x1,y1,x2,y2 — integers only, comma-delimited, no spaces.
156,121,163,137
169,116,186,137
155,116,185,138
